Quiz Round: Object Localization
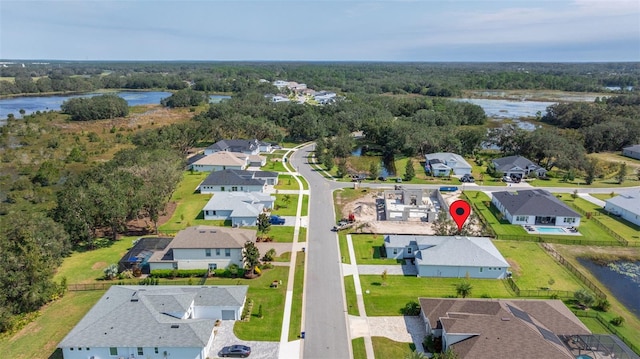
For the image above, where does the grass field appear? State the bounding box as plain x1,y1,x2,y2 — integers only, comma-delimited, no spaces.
275,174,299,190
261,157,287,172
265,225,295,243
301,195,309,216
360,275,514,316
557,194,640,245
351,234,401,265
273,194,299,216
493,240,585,292
53,236,136,284
158,171,210,232
339,234,351,264
352,337,367,359
372,336,415,359
0,291,104,359
298,227,307,242
344,275,360,316
288,253,305,341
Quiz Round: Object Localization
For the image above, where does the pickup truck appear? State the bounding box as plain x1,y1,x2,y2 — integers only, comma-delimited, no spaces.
270,215,285,225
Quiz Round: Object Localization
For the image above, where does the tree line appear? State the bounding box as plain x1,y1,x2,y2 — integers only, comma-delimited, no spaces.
60,94,129,121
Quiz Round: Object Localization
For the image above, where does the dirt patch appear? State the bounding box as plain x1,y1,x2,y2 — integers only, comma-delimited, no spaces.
91,261,108,270
339,188,467,235
506,258,522,277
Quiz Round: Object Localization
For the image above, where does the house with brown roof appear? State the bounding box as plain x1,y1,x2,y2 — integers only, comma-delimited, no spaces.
419,298,591,359
148,226,255,272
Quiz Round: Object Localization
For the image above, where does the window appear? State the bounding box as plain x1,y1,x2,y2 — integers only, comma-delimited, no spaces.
205,249,211,257
109,347,118,355
480,267,483,272
564,217,576,223
232,186,238,191
407,247,412,254
212,210,217,215
516,216,527,222
393,248,398,255
216,248,221,255
137,347,144,355
155,348,159,354
221,186,225,191
225,248,231,257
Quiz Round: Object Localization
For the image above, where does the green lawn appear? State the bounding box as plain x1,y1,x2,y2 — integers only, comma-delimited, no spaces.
578,316,612,334
360,275,514,316
339,234,351,264
298,175,309,190
275,174,299,190
529,176,640,188
261,157,287,172
351,234,402,265
273,194,299,216
0,291,105,359
493,240,585,292
558,194,640,245
301,195,309,216
464,191,622,245
265,225,294,243
288,253,305,341
591,193,618,201
372,336,415,359
209,266,288,341
159,171,210,232
352,337,367,359
344,275,360,316
54,236,137,284
298,227,307,242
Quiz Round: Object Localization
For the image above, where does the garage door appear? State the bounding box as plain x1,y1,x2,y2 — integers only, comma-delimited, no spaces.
221,310,235,320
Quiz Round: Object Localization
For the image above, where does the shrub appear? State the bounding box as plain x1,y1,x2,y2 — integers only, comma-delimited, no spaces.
150,269,208,278
595,299,611,312
401,301,421,316
574,288,595,308
610,316,624,326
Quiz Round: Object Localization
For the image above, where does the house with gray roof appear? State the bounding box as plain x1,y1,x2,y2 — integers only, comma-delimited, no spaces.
425,152,472,176
491,155,547,179
622,144,640,160
198,169,278,194
148,226,255,272
419,298,593,359
384,235,510,279
58,285,248,359
203,192,275,226
204,138,272,156
491,189,581,227
604,190,640,226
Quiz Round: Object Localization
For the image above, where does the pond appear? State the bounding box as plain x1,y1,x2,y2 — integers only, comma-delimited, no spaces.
456,98,558,132
577,258,640,318
0,91,172,122
351,146,396,178
209,94,231,103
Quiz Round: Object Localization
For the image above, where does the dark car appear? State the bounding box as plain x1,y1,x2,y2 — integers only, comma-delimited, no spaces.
270,215,285,225
220,344,251,358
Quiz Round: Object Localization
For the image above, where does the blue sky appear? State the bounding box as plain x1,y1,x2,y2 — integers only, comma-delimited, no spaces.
1,0,639,61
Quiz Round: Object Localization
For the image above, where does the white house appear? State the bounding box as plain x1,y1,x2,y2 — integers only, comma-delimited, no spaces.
191,151,249,172
604,191,640,226
622,144,640,160
425,152,472,176
147,226,255,271
204,139,272,156
491,155,547,179
203,192,275,226
384,235,510,279
58,285,248,359
491,189,582,227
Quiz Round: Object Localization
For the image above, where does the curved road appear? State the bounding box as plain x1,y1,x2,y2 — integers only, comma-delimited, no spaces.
288,143,639,359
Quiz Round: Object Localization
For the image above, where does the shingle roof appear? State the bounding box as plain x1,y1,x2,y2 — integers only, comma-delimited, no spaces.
492,189,581,218
425,152,472,169
203,192,274,218
59,285,248,348
492,155,542,173
200,169,266,187
419,298,591,359
193,151,247,167
168,225,256,249
206,139,259,153
385,235,509,268
605,190,640,215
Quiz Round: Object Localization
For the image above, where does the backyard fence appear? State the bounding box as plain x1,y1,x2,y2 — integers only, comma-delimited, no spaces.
540,243,607,300
67,279,202,291
566,202,629,246
504,277,574,299
495,234,626,247
571,309,640,356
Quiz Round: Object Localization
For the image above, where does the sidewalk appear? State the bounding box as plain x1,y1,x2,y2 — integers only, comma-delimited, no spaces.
577,193,606,207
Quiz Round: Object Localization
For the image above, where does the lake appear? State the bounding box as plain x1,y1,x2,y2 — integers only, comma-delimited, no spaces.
456,98,557,119
0,91,172,122
577,258,640,318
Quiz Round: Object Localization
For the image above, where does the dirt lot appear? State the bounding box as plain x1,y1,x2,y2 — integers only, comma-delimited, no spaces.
340,189,466,234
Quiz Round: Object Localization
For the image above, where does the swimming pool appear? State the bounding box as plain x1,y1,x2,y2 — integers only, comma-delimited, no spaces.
536,226,566,233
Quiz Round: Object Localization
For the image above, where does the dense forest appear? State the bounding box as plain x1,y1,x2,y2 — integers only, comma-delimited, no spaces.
0,61,639,333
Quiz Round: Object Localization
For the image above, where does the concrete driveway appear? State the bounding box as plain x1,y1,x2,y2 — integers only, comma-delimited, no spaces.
210,320,279,359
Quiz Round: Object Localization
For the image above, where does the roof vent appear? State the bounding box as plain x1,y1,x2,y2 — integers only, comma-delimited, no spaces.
501,317,511,321
171,324,180,329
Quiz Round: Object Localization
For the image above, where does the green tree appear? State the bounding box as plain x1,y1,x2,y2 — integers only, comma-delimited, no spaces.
616,162,627,184
583,158,598,185
574,288,595,308
257,213,271,238
369,161,380,180
404,158,416,181
336,159,348,178
243,241,261,276
456,281,473,298
262,248,276,262
323,155,334,171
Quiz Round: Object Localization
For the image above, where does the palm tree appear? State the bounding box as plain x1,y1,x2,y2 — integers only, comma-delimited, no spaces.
456,281,473,298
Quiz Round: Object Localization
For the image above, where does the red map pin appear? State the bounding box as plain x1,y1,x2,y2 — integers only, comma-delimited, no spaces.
449,199,471,232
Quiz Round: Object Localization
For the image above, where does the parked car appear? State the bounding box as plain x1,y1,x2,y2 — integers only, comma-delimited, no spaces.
270,215,285,225
220,344,251,358
460,174,475,183
502,176,512,183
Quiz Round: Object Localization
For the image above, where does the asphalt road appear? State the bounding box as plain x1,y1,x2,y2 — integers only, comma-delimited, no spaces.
291,145,351,359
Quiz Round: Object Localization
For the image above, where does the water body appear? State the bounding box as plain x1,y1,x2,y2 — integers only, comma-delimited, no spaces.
351,147,396,178
0,91,172,121
577,258,640,318
457,98,557,119
209,94,231,104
